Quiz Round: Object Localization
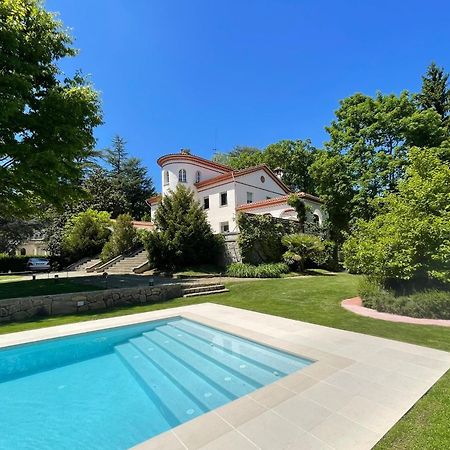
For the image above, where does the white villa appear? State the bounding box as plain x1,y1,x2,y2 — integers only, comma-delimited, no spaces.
147,150,325,234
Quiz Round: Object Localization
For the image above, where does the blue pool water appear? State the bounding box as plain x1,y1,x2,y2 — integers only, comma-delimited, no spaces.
0,317,312,449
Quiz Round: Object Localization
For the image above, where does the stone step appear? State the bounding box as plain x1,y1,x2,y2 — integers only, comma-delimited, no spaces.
182,285,225,294
183,289,229,298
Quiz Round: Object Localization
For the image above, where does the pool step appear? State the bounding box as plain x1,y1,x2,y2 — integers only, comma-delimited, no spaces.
182,284,229,298
154,326,278,386
143,330,255,398
170,320,310,375
115,343,203,426
129,336,231,411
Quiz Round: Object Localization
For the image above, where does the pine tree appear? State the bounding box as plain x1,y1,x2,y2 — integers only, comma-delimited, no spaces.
142,185,222,270
417,62,450,120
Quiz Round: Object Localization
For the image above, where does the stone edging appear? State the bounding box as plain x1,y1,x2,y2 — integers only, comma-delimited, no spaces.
342,297,450,327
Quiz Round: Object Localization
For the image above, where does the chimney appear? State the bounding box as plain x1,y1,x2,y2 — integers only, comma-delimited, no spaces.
273,167,284,179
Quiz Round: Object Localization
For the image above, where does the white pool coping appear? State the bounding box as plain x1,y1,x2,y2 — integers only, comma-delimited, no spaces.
1,303,449,450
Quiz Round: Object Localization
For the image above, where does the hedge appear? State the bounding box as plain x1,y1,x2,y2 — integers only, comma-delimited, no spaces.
0,254,48,273
226,262,290,278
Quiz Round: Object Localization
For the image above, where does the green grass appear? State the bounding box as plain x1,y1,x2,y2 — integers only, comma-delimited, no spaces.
0,278,103,300
0,273,448,448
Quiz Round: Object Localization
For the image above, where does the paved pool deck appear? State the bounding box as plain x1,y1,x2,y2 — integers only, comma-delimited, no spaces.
1,303,449,450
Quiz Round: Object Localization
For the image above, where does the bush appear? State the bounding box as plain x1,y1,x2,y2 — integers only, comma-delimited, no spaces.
0,254,46,273
143,185,223,271
62,209,112,260
101,214,139,262
281,233,328,272
343,147,450,284
226,262,290,278
359,277,450,320
237,212,300,264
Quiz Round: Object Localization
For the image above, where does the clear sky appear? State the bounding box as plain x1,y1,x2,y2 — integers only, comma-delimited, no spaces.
46,0,450,183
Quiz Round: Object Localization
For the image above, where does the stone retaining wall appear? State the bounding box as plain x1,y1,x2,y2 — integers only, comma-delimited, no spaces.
0,284,183,323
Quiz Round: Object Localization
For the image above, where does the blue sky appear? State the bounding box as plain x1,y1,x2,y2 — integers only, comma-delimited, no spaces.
46,0,450,183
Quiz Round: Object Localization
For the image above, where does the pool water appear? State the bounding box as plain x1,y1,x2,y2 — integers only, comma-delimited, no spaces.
0,317,312,449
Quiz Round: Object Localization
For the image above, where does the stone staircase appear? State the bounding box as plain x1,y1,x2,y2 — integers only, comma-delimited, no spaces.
103,249,149,274
182,284,229,298
76,258,101,272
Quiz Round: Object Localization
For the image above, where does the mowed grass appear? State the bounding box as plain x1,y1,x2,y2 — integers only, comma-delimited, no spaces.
0,278,103,300
0,273,448,449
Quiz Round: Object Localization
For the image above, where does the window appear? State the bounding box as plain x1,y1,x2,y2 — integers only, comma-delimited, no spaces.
246,192,253,204
313,213,320,224
220,221,229,233
178,169,187,183
20,248,26,256
220,192,228,206
203,196,210,210
260,175,265,183
266,196,271,200
195,171,201,183
163,170,169,185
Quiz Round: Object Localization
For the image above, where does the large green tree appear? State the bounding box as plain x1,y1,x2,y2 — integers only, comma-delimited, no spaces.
143,185,222,271
104,135,155,219
417,62,450,121
311,91,446,242
0,0,102,218
212,146,263,169
343,146,450,285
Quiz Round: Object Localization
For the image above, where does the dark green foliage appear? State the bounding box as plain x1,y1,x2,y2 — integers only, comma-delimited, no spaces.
0,0,102,218
62,209,111,259
0,218,37,254
237,213,300,264
142,185,222,271
343,146,450,285
226,262,289,278
281,233,327,272
0,254,46,273
287,195,307,231
359,278,450,320
417,62,450,121
101,214,139,262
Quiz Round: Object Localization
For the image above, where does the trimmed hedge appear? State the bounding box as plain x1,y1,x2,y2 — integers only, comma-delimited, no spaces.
226,262,290,278
0,254,48,273
359,278,450,320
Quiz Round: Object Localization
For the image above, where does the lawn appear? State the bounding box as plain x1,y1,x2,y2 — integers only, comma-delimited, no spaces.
0,272,448,449
0,277,103,300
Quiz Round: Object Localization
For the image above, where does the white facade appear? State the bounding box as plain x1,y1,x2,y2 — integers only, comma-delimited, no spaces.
149,152,325,234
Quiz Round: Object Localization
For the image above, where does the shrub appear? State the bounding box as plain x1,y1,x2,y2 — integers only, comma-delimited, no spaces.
143,185,223,271
358,277,450,320
0,254,47,273
237,212,300,264
281,233,327,272
101,214,139,262
226,262,289,278
62,209,111,259
343,146,450,285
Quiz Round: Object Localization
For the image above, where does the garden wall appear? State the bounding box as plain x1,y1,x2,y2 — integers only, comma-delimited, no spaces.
0,284,183,323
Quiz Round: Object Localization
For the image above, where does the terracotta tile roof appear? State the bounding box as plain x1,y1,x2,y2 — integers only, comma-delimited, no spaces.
195,164,292,193
236,192,323,211
146,195,162,205
157,154,233,173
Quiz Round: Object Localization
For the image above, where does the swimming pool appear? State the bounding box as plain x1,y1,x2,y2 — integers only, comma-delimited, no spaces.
0,317,312,449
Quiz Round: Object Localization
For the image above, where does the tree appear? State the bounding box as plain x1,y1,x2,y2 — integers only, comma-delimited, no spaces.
0,218,37,254
101,214,139,262
62,209,111,259
264,139,317,192
104,136,155,219
212,146,263,169
287,194,307,232
0,0,102,218
311,91,446,242
143,185,222,271
343,146,450,285
281,233,326,273
417,62,450,121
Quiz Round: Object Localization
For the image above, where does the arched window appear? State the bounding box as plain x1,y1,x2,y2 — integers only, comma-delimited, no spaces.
178,169,187,183
163,170,169,185
195,170,201,183
20,248,26,256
